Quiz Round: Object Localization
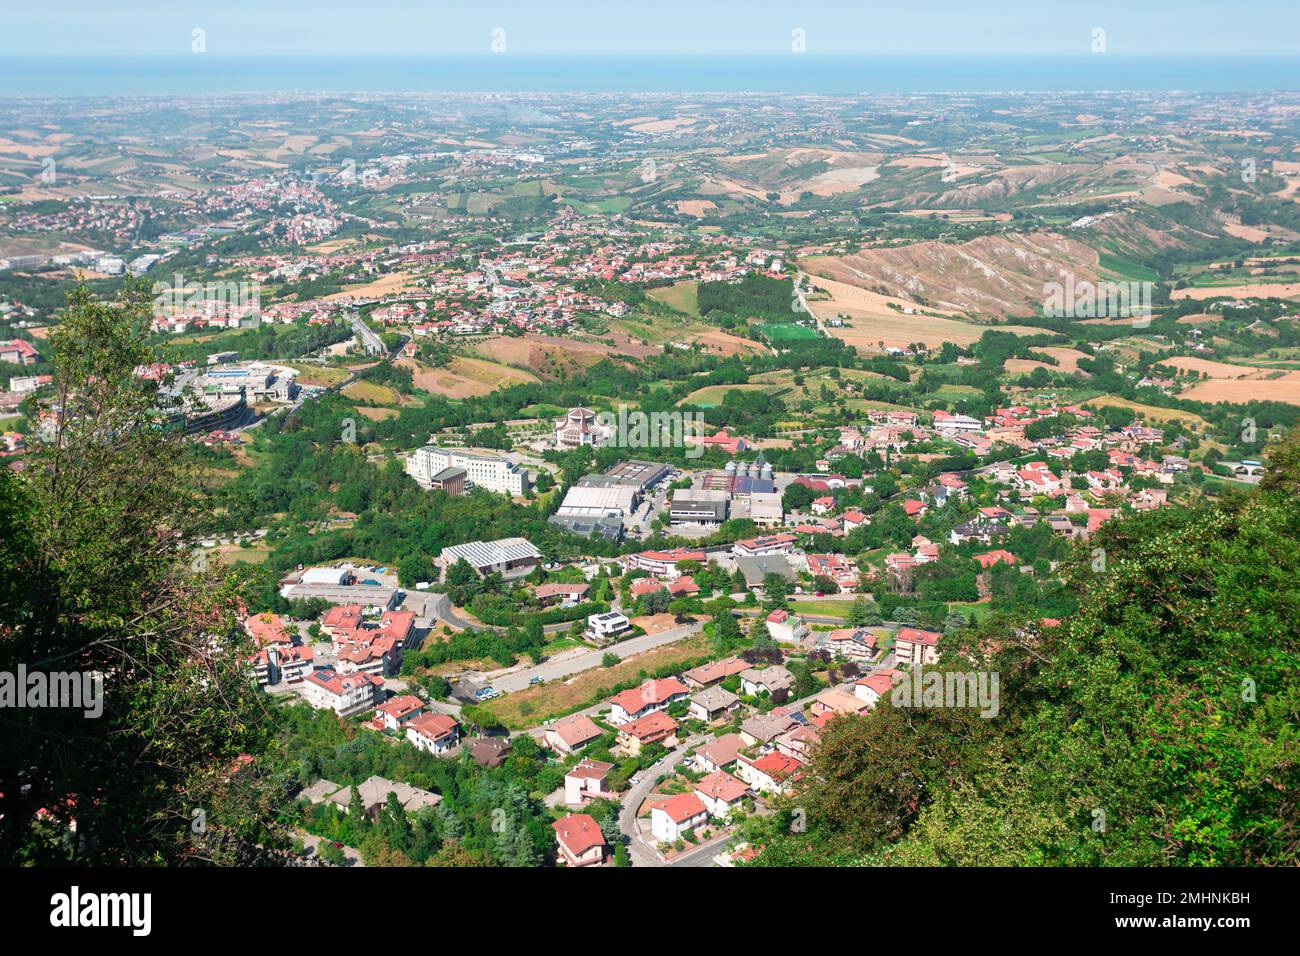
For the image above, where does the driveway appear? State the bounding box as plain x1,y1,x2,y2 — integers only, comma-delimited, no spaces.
297,832,364,868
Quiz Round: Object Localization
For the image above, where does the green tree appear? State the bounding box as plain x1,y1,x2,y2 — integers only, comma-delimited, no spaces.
0,282,282,866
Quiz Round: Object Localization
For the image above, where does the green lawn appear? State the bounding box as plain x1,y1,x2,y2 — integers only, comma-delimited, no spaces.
790,600,856,620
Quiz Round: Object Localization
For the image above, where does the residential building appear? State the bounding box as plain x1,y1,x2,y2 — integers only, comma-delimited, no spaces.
894,627,942,666
564,758,616,806
552,813,607,867
586,611,630,644
544,714,605,755
615,711,679,754
682,656,750,689
622,548,707,579
301,668,384,717
733,533,797,559
735,752,803,794
693,733,746,773
532,582,589,608
688,685,741,722
404,712,461,755
764,609,810,645
649,793,709,843
739,665,794,698
374,694,424,730
607,677,689,725
694,770,750,819
324,775,441,816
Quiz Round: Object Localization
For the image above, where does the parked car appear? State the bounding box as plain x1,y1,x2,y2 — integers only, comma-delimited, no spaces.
529,676,545,686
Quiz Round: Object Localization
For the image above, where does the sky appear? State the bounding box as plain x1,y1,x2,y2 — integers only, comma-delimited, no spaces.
4,1,1299,57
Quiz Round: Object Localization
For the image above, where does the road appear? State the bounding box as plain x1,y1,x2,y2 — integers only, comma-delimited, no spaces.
794,270,828,335
617,734,707,867
476,620,703,694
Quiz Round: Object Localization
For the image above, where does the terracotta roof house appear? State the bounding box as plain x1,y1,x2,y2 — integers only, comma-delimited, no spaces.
607,677,689,725
649,792,710,843
552,813,607,867
692,732,746,773
616,711,679,754
543,714,606,755
694,770,750,818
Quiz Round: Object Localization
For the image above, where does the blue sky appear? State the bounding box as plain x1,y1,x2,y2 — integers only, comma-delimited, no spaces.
5,1,1299,56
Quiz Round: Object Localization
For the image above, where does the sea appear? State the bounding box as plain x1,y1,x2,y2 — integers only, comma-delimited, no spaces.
0,55,1296,97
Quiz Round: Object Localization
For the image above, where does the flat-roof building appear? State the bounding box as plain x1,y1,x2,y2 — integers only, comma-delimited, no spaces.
439,537,542,580
670,488,729,527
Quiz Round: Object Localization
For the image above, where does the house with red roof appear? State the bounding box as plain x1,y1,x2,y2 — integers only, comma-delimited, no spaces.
894,627,942,666
854,668,904,706
975,549,1018,569
302,668,384,717
404,712,460,755
735,751,803,794
252,643,313,687
694,769,750,819
374,694,424,730
244,612,295,646
685,428,748,456
552,813,607,867
615,711,679,755
649,792,710,842
564,758,616,806
607,677,689,725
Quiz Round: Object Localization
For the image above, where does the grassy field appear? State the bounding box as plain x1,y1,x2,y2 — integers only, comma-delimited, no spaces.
761,322,822,345
481,635,711,729
682,382,768,405
340,380,402,405
790,600,856,620
647,280,700,316
287,362,351,387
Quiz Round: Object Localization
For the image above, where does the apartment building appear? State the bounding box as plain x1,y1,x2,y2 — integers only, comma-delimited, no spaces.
406,444,530,496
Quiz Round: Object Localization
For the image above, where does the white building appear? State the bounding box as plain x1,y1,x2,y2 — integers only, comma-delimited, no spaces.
301,668,384,717
555,483,638,518
586,611,630,644
649,793,710,843
554,406,613,451
406,445,529,496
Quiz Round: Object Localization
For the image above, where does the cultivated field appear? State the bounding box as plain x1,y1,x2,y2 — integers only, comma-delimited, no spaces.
1171,282,1300,301
1156,356,1300,405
